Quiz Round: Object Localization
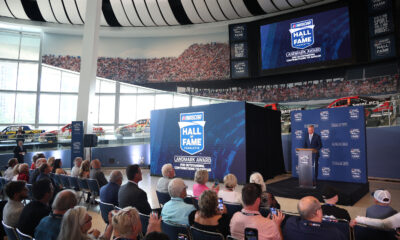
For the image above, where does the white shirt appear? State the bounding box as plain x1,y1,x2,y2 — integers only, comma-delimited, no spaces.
4,167,15,181
356,212,400,230
309,133,313,143
218,189,242,204
3,199,24,227
71,166,80,177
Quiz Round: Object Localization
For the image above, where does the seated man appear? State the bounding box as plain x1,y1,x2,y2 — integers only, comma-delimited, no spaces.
36,163,60,196
156,163,175,193
230,183,284,240
17,179,53,236
321,186,350,221
100,170,123,206
30,158,47,184
366,189,397,219
161,178,196,225
35,189,78,240
118,164,151,214
283,196,346,240
70,157,82,177
90,159,108,188
3,181,28,227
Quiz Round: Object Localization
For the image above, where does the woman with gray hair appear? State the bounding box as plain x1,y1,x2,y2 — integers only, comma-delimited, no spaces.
193,169,219,198
218,173,242,204
249,172,280,209
156,163,175,193
57,206,113,240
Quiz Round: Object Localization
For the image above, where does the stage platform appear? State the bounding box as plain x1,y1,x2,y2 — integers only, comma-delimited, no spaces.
267,177,369,206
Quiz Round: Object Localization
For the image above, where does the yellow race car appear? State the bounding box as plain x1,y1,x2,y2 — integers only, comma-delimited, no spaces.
0,125,45,142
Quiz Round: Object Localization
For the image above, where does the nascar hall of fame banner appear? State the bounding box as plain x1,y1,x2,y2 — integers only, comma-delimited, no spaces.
370,35,397,60
71,121,84,164
368,12,394,37
229,24,248,42
150,102,247,183
231,42,248,59
231,60,249,78
291,106,367,183
368,0,392,13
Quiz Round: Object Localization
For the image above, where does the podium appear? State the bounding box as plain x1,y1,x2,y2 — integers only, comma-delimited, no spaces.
296,148,317,188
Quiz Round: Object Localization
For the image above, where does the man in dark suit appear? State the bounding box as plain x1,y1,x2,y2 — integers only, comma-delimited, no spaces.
118,164,151,214
13,140,27,163
303,125,322,179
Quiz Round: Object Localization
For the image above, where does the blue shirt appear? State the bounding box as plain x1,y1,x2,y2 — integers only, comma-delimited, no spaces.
100,182,120,206
35,213,63,240
161,197,196,226
366,204,398,219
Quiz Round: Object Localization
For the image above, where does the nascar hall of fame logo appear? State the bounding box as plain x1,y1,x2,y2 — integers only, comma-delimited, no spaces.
321,129,330,140
299,155,309,164
351,168,361,179
350,128,360,139
322,167,331,177
321,148,330,158
320,111,329,121
289,19,315,49
295,130,303,140
349,109,360,120
294,112,302,122
178,112,206,155
351,148,361,159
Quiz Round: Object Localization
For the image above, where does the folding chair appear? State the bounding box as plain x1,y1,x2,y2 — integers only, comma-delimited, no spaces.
139,213,150,236
156,190,171,207
2,220,18,240
99,201,115,224
77,178,90,204
16,228,33,240
161,220,191,240
353,224,397,240
190,226,224,240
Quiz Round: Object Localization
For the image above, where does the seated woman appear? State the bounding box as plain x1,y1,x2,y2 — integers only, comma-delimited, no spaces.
193,169,219,198
218,174,242,204
156,163,175,193
57,206,113,240
47,157,55,172
79,159,90,178
17,163,29,182
189,190,230,237
12,163,21,181
52,159,68,175
249,172,280,209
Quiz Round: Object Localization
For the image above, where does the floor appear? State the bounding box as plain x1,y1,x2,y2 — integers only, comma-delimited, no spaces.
88,168,400,232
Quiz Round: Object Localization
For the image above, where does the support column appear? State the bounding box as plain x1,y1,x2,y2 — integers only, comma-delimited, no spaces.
76,0,102,134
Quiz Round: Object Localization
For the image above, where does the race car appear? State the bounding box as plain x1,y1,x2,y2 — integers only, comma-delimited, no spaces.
0,125,45,142
115,119,150,137
39,124,105,143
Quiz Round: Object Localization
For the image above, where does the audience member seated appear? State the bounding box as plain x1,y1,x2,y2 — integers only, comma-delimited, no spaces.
11,163,21,181
218,174,242,204
193,169,219,198
17,163,29,182
161,178,196,225
17,179,53,236
47,157,55,171
321,186,351,221
57,206,113,240
36,163,60,197
112,207,162,240
4,158,18,181
283,196,346,240
3,181,28,227
30,158,47,184
30,154,39,170
79,159,90,178
352,212,400,230
52,159,67,175
90,159,108,188
366,189,397,219
100,170,123,206
143,231,169,240
189,190,230,237
156,163,175,193
35,189,78,240
71,157,83,177
230,183,283,240
118,164,151,214
249,172,280,209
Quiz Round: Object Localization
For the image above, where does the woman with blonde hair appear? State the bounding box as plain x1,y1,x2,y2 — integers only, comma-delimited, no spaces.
11,163,21,181
193,169,219,198
218,173,241,204
17,163,29,182
249,172,280,209
79,160,90,178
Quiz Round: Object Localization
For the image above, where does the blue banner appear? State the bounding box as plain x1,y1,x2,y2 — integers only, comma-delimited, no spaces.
150,102,247,183
291,106,367,183
71,121,84,165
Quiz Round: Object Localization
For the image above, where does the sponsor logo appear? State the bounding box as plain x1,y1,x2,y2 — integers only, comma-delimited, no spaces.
320,111,329,121
295,130,303,140
294,112,302,122
178,112,205,155
289,19,315,49
322,167,331,176
349,109,360,120
299,155,309,164
350,128,360,139
321,148,330,158
351,168,361,179
351,148,361,159
321,129,329,140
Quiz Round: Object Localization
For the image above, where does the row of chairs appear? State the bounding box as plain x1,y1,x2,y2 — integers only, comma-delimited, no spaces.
2,220,33,240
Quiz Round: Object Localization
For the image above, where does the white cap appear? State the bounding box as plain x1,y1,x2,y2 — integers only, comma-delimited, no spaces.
373,190,391,204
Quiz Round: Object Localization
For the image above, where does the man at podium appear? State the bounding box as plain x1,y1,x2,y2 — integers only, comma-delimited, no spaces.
303,125,322,178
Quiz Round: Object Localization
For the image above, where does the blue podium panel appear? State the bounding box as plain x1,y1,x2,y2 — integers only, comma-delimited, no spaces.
150,102,247,183
291,106,367,183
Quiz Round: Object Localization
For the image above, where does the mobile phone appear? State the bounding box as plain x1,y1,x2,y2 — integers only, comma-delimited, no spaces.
245,228,258,240
178,233,189,240
151,211,158,219
218,198,224,211
270,207,277,219
214,179,219,187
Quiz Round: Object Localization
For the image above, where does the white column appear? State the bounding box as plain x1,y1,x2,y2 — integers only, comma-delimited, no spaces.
76,0,102,134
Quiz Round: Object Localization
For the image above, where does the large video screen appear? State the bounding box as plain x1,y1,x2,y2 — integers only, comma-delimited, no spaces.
260,7,352,73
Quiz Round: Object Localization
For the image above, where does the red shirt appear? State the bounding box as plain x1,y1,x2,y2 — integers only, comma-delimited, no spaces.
17,173,29,182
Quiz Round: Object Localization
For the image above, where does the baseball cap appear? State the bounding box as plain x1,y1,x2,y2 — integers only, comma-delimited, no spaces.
321,186,338,199
373,190,391,204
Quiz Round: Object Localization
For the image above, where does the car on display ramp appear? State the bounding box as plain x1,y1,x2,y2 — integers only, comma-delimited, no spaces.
39,123,105,143
0,125,45,142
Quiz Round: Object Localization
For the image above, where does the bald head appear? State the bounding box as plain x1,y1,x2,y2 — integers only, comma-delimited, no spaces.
52,190,78,213
109,170,123,185
91,159,101,169
297,196,322,222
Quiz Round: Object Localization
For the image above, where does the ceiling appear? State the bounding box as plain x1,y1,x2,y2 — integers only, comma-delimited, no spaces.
0,0,332,27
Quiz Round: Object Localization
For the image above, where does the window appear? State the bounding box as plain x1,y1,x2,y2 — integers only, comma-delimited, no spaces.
0,31,20,59
61,71,79,92
173,94,189,108
19,34,40,61
98,95,115,123
17,62,38,91
41,66,61,92
137,95,154,120
59,95,77,123
192,97,210,106
0,61,18,90
14,93,36,123
119,95,137,124
155,94,173,110
0,92,15,123
120,83,137,93
39,94,60,124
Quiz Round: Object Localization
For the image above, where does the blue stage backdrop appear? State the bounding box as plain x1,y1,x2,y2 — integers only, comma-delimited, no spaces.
291,106,367,183
150,102,247,183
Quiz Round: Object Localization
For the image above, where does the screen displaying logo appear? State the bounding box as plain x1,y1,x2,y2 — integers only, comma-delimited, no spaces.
294,112,302,122
320,110,329,121
351,168,361,179
295,130,303,139
321,129,330,140
321,148,330,158
350,128,360,139
289,19,315,49
349,109,360,119
178,112,206,155
322,167,331,176
351,148,361,159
